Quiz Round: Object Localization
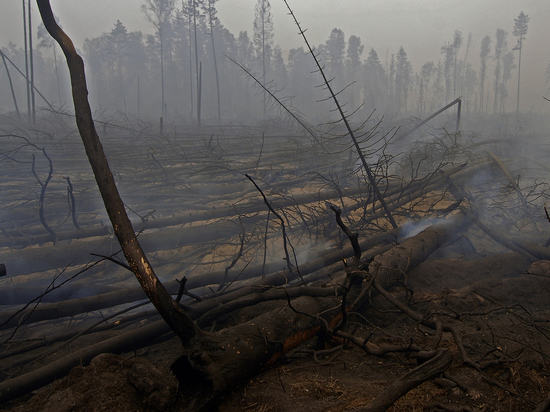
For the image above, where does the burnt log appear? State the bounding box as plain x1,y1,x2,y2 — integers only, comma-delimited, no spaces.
370,213,470,288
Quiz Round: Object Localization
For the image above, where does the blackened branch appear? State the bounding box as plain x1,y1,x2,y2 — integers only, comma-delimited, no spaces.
330,205,361,266
246,174,295,275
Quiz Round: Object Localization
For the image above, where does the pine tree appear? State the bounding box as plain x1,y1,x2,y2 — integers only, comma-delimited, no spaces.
452,30,462,98
345,35,363,111
395,46,411,113
493,29,507,114
420,61,436,112
513,11,529,114
325,28,346,87
142,0,176,118
253,0,274,117
363,48,386,113
479,35,491,113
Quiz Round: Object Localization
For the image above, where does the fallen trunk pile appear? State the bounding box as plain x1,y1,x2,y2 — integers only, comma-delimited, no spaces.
0,2,550,410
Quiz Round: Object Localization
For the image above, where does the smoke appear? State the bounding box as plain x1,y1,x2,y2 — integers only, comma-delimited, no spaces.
398,216,448,242
295,239,336,266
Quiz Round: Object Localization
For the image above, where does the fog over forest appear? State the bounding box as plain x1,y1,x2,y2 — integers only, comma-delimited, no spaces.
1,0,550,122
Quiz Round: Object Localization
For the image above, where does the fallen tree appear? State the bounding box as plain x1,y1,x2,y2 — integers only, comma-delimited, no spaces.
1,2,545,411
0,216,458,406
21,3,406,410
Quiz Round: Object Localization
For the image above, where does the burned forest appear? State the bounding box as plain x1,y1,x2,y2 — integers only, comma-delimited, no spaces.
1,0,550,411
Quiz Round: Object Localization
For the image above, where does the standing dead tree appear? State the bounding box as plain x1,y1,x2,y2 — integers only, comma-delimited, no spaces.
35,0,200,345
282,0,398,229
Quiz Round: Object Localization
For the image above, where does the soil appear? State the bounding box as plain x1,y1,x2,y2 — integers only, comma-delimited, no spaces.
1,118,549,411
1,252,549,412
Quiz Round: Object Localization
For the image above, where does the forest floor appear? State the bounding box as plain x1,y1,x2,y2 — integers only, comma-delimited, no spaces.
1,116,550,411
3,248,550,412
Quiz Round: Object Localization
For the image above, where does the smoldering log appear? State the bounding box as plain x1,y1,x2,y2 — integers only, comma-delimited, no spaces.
369,213,471,288
0,229,398,330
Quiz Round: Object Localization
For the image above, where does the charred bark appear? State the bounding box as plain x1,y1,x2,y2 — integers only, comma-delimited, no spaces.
28,4,365,409
370,213,470,288
36,0,200,345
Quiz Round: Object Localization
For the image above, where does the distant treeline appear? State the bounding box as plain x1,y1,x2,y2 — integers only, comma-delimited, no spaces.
0,2,532,123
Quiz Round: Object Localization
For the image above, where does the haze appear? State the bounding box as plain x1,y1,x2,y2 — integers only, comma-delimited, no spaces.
1,0,550,117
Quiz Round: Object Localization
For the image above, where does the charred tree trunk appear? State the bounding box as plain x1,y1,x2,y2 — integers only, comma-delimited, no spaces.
31,2,343,409
36,0,200,346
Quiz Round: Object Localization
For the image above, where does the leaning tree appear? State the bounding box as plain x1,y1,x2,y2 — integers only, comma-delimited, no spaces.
33,2,362,409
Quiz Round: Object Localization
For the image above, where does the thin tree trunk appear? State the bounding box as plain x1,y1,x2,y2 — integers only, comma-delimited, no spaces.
516,45,522,114
1,51,21,118
193,0,200,127
160,30,165,119
36,0,200,345
187,2,194,120
209,12,221,123
53,46,61,104
197,61,202,128
137,74,140,117
23,0,31,123
28,0,36,123
493,63,500,114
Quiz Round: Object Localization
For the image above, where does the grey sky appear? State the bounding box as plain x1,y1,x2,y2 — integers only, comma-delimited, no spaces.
2,0,549,112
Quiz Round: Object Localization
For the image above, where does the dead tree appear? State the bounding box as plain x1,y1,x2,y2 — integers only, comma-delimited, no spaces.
25,2,351,409
14,3,500,411
283,0,398,229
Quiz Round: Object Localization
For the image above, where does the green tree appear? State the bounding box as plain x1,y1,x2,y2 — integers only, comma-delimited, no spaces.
441,42,454,103
287,47,314,118
513,11,529,114
433,60,445,108
459,32,472,98
388,53,395,110
271,45,288,87
236,31,254,66
83,22,146,114
452,30,463,98
461,62,478,113
109,21,130,110
325,28,346,85
419,61,436,112
363,48,386,113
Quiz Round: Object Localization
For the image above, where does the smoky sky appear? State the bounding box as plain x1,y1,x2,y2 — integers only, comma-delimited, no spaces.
2,0,550,112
